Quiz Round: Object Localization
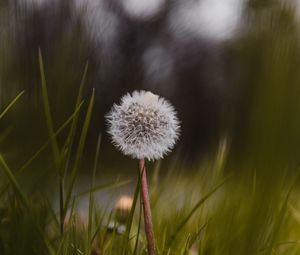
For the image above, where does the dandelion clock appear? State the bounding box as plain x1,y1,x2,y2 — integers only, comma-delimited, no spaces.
106,90,180,255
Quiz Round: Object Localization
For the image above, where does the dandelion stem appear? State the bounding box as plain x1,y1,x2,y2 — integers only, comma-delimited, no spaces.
139,158,155,255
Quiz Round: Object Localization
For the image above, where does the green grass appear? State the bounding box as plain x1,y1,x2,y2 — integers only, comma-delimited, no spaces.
1,141,300,255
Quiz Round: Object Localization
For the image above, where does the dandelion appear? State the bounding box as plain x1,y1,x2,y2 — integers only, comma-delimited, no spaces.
106,90,180,255
106,90,180,161
115,195,133,223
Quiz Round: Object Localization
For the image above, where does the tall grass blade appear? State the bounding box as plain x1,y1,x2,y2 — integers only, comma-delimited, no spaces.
123,167,142,255
87,133,101,250
38,48,61,170
61,61,89,175
133,197,143,255
0,90,25,120
63,89,95,219
0,155,28,209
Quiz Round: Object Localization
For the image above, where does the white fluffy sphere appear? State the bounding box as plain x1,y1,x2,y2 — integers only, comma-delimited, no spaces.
106,90,180,161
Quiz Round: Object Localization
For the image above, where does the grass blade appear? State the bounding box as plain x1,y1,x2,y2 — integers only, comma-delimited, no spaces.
61,61,89,175
123,167,142,255
87,133,101,252
167,176,230,247
38,48,61,170
63,89,95,219
0,155,28,209
0,90,25,120
76,179,131,198
133,197,143,255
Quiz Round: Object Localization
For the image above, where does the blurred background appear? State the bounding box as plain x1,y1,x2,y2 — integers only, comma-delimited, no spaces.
1,0,300,181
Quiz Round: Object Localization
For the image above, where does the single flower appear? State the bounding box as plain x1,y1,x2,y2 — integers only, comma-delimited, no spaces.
106,90,180,255
106,90,180,161
115,195,133,223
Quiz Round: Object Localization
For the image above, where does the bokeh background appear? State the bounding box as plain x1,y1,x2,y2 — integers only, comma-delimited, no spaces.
1,0,300,180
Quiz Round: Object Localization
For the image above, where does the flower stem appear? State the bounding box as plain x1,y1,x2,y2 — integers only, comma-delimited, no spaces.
139,158,155,255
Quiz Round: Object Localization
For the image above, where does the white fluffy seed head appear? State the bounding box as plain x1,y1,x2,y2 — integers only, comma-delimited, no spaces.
106,90,180,161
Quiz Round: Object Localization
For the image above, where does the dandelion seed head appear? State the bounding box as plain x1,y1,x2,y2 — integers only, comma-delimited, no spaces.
115,195,133,223
106,90,180,161
116,196,133,212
